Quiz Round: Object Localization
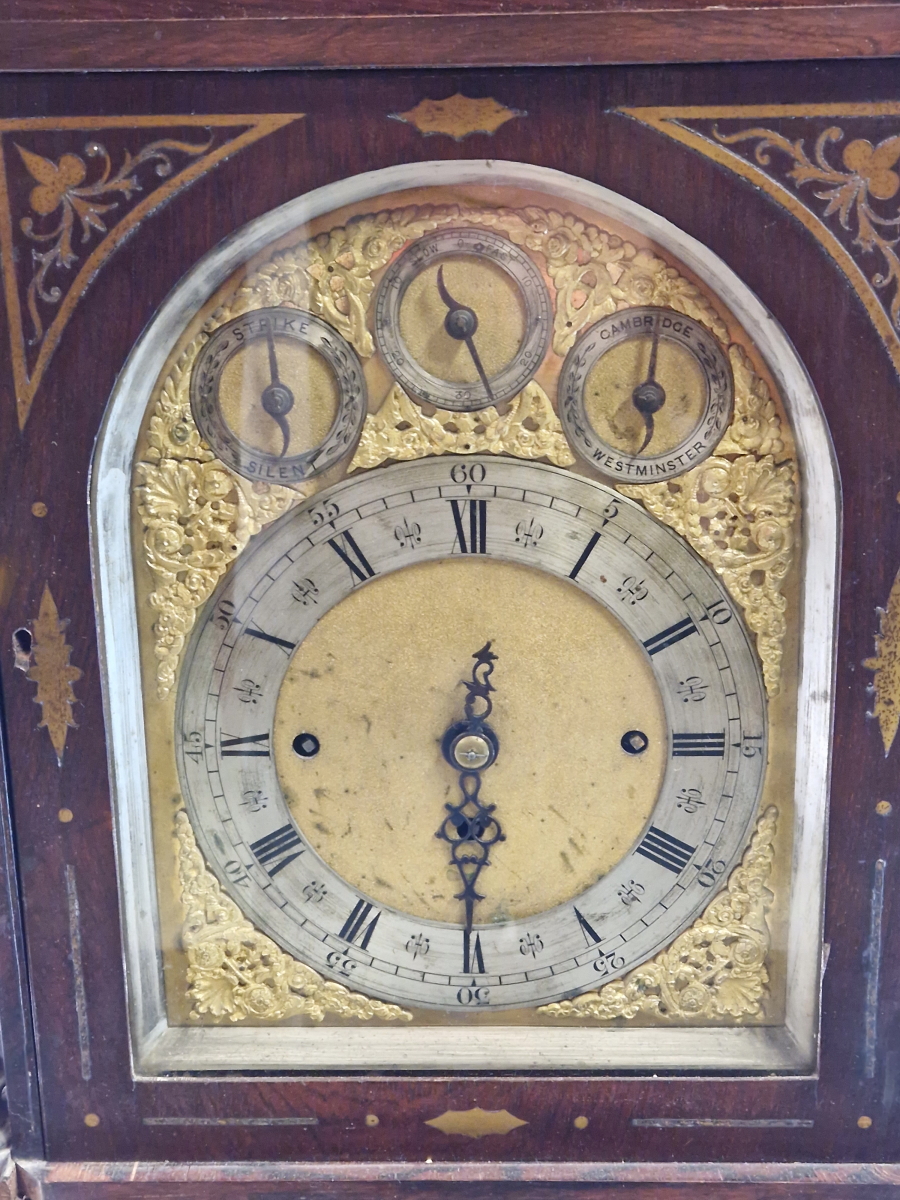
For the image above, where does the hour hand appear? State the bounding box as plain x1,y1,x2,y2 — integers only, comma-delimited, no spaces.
436,266,495,402
435,643,503,930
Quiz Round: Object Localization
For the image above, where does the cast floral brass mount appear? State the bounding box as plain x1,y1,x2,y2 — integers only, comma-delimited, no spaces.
622,103,900,383
0,114,304,430
138,200,796,700
537,806,778,1023
175,811,412,1024
176,805,777,1026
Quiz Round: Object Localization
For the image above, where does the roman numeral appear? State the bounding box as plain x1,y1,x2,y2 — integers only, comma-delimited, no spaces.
672,732,726,757
573,906,602,947
219,732,270,757
328,531,376,584
339,899,381,949
463,930,486,973
635,826,696,873
569,531,601,580
449,499,487,554
248,824,305,876
642,616,698,656
245,626,296,655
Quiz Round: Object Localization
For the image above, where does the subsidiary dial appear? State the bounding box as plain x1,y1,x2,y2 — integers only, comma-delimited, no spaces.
558,306,734,482
374,227,552,412
190,306,367,484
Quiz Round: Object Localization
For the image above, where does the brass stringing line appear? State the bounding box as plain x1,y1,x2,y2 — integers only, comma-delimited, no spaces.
175,810,413,1024
537,806,778,1022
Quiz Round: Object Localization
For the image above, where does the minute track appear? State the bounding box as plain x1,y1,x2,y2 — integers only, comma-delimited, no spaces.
176,455,767,1012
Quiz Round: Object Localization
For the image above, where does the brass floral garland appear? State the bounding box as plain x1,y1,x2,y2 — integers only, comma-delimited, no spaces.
537,806,778,1022
138,202,795,699
175,810,413,1024
349,380,575,471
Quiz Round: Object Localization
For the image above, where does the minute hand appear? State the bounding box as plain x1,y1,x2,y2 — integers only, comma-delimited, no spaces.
436,265,496,403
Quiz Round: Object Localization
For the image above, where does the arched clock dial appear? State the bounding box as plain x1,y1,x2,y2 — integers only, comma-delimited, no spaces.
176,455,767,1012
374,227,553,412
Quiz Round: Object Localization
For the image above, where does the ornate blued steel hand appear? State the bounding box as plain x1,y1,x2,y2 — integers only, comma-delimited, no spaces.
435,643,503,936
260,326,295,457
436,265,496,403
631,314,666,453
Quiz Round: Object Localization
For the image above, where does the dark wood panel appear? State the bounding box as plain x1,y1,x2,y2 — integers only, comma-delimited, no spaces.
0,61,897,1178
16,1159,900,1199
2,7,900,71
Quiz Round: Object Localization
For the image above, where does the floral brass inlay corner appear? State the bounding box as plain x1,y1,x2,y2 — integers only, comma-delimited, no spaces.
25,583,83,765
620,102,900,382
424,1107,528,1138
175,809,413,1025
0,113,304,431
389,94,525,141
538,805,778,1022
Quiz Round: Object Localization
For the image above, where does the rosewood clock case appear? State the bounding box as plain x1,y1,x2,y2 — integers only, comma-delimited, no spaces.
0,57,898,1198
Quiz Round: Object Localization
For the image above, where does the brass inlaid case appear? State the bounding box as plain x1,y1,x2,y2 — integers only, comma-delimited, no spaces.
95,161,831,1071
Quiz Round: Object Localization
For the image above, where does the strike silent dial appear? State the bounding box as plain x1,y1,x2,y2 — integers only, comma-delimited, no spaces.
190,306,367,485
374,227,552,412
558,306,734,482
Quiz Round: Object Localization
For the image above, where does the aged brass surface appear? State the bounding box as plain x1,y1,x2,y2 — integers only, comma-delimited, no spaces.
399,254,526,385
273,558,667,925
584,333,706,457
389,95,526,142
350,381,575,470
175,810,413,1024
537,806,778,1021
26,584,82,765
865,568,900,755
424,1107,528,1138
217,337,338,461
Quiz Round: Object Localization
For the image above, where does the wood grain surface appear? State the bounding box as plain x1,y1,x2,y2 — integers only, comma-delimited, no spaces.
3,7,900,70
0,60,898,1192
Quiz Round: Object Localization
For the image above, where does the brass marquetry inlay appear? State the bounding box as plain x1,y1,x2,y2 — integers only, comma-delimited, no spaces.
25,584,82,765
389,95,525,141
622,103,900,383
175,811,413,1024
0,114,304,430
538,806,778,1022
865,568,900,755
424,1107,528,1138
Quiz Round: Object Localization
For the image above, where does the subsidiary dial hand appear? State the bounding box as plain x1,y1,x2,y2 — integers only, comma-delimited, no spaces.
631,315,667,453
436,265,496,403
260,327,296,458
436,642,504,935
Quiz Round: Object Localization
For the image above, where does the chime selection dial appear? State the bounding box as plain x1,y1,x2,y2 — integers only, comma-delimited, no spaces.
374,227,552,412
559,306,734,481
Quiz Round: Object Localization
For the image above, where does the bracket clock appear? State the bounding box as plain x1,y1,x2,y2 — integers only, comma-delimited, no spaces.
0,20,899,1200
